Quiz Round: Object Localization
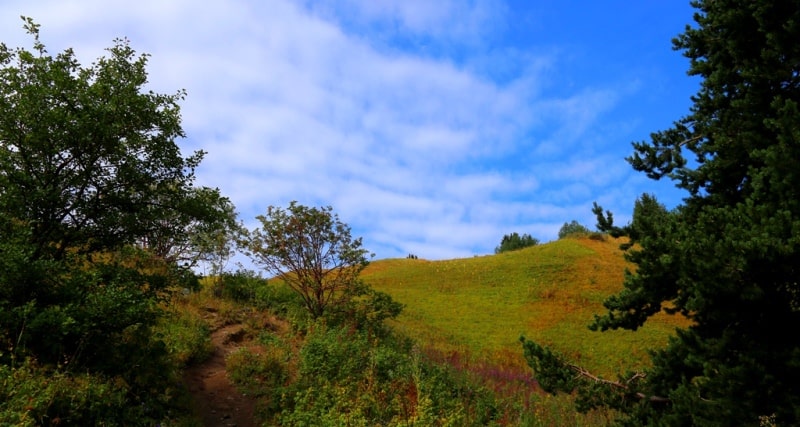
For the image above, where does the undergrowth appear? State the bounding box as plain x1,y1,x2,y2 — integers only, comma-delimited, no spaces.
0,236,681,426
213,263,625,425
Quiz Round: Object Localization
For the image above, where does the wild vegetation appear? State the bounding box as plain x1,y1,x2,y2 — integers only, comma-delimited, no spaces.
494,232,539,253
0,19,237,425
183,237,687,426
3,0,800,424
557,220,591,240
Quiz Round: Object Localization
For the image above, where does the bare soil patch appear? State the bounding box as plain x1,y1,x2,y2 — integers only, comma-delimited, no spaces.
183,324,258,427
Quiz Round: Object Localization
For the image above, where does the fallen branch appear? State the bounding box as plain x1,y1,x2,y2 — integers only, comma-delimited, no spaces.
567,363,671,403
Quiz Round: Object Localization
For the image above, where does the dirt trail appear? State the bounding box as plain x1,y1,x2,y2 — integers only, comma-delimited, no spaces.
183,324,258,427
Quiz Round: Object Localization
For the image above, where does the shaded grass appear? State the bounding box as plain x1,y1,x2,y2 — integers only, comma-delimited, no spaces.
363,236,690,378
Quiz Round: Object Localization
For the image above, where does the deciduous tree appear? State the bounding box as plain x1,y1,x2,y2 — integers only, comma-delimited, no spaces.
0,19,222,420
557,220,590,239
242,202,373,319
140,186,242,271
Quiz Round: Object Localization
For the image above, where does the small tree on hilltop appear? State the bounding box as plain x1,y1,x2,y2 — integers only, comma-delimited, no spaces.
242,202,373,319
495,232,539,253
557,220,590,239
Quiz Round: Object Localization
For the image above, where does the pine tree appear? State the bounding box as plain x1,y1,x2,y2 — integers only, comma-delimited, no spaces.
523,1,800,424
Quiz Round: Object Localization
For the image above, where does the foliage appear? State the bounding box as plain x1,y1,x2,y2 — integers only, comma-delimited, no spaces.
155,304,213,367
519,338,576,395
0,18,220,423
0,360,135,426
326,279,404,335
524,1,800,424
0,18,204,260
241,202,373,319
212,269,263,303
144,186,243,271
495,232,539,253
558,220,591,239
227,322,500,426
227,346,290,419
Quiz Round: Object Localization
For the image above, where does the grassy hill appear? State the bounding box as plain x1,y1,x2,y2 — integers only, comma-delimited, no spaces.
164,236,691,425
362,235,690,378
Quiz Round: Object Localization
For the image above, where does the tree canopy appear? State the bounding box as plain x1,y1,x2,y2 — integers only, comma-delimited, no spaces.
242,202,374,319
523,1,800,424
0,18,230,423
495,232,539,253
557,220,591,239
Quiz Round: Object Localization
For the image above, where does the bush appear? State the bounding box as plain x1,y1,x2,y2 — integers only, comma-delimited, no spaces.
213,269,264,302
0,359,173,426
231,322,499,426
227,347,289,419
495,232,539,254
155,308,213,367
558,220,591,239
280,326,414,425
325,280,403,335
588,232,607,242
253,281,305,311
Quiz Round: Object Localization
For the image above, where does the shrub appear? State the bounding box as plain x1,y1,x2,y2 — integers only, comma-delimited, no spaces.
588,232,607,242
155,308,213,367
267,325,497,426
278,326,414,425
227,347,289,420
325,280,403,335
0,359,170,426
213,269,264,302
558,220,591,239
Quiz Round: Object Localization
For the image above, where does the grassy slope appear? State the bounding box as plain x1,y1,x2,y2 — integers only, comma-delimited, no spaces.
362,236,690,377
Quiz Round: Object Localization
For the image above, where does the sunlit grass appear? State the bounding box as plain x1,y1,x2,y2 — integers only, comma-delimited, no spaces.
363,236,690,377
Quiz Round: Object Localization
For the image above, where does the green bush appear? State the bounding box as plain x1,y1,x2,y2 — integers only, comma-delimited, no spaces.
325,280,403,335
254,280,305,311
280,326,409,425
241,323,498,426
155,309,213,367
0,360,168,426
558,220,591,239
213,269,264,302
227,347,289,419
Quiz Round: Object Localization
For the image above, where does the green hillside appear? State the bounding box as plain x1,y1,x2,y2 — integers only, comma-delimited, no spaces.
362,236,690,377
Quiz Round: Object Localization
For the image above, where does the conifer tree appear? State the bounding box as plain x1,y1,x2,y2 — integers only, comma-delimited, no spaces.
523,1,800,424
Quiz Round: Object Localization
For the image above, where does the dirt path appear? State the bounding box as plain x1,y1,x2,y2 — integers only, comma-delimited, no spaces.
183,324,258,427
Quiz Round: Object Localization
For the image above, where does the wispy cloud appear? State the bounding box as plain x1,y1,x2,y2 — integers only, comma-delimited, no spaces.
0,0,681,260
300,0,508,50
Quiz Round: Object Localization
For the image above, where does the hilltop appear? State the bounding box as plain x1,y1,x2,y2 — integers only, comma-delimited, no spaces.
363,235,690,377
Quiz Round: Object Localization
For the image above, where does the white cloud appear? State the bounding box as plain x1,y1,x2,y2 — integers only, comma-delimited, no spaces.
0,0,655,261
300,0,507,48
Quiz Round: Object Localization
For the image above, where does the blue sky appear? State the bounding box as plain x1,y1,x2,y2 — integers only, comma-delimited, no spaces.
1,1,700,261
